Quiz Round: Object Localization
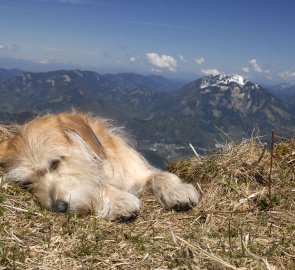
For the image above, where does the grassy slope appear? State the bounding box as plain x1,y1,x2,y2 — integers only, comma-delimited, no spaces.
0,126,294,269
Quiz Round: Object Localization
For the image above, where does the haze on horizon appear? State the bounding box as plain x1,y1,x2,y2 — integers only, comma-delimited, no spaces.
0,0,295,84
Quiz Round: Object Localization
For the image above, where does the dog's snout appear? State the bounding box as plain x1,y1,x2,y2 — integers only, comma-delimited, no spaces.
52,200,69,213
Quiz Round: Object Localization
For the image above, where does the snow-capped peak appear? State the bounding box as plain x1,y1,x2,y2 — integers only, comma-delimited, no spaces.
200,74,247,89
228,74,245,85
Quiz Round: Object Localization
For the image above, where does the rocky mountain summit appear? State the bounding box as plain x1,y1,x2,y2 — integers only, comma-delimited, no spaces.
164,74,294,140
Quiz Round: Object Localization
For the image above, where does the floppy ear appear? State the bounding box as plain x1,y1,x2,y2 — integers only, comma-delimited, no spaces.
58,114,107,160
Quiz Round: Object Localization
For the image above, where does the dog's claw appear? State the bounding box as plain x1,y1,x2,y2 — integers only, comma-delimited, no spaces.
116,210,139,223
171,201,196,212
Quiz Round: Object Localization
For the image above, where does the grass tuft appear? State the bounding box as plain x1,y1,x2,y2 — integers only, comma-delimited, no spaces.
1,125,294,269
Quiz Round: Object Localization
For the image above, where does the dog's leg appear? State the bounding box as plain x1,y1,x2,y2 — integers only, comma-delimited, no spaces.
96,184,140,221
150,171,199,211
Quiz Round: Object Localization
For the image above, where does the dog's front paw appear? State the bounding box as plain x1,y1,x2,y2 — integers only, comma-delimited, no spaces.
152,172,199,211
161,183,199,211
100,189,140,221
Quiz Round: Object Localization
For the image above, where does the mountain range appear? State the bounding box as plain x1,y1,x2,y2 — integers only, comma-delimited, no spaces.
268,82,295,102
0,68,23,84
0,69,294,167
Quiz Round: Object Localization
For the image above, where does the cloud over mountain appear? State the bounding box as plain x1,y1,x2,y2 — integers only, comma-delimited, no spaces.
195,57,205,65
249,59,263,72
201,68,220,76
242,67,249,73
146,53,177,72
278,70,295,79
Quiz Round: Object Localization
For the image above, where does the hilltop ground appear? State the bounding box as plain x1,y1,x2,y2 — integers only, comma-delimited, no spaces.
0,125,294,269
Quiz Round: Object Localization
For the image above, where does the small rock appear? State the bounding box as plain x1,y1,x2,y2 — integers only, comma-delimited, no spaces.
28,250,38,258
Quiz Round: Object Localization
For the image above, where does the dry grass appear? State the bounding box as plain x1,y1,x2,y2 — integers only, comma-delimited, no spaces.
0,126,294,269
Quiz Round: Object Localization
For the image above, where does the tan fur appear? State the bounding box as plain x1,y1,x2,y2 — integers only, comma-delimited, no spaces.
0,112,199,221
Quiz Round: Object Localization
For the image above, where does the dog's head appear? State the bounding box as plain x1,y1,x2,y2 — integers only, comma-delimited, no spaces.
0,113,107,214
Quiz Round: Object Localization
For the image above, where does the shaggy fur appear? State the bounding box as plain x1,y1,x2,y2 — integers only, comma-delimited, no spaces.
0,113,199,221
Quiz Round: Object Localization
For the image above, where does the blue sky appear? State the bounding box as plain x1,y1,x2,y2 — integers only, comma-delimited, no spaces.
0,0,295,83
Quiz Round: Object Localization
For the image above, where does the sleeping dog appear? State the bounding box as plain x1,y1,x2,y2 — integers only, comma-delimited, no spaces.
0,112,199,221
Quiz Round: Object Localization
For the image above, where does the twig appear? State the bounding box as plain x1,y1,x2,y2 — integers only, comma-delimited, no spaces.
214,126,233,142
196,182,204,194
197,208,256,216
228,218,233,258
2,204,42,216
189,143,200,158
2,204,29,213
234,190,265,210
251,143,267,166
268,130,274,205
4,229,23,243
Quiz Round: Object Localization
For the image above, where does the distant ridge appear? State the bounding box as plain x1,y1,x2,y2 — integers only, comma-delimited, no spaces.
0,69,294,164
0,68,23,84
268,82,295,102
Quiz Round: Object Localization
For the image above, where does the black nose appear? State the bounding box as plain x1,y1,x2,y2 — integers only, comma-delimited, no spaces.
52,200,69,213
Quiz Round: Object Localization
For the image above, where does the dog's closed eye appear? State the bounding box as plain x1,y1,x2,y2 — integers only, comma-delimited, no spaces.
50,159,61,171
19,181,33,190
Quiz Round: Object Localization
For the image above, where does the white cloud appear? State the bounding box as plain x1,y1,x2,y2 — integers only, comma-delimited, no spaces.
38,58,58,64
195,57,205,65
246,59,273,76
129,56,136,62
178,54,186,62
146,52,177,71
201,68,221,76
278,70,295,79
242,67,249,73
150,68,162,73
249,59,263,72
0,43,21,52
39,59,50,64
